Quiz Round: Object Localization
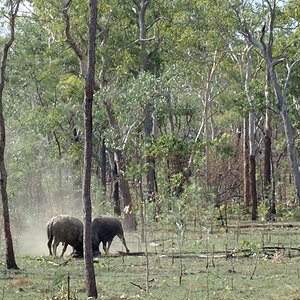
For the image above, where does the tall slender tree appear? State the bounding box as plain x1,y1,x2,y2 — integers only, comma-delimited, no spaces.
243,114,250,212
135,0,157,202
103,100,137,229
241,0,300,204
264,70,274,216
61,1,138,229
245,44,258,220
0,0,20,270
82,0,98,297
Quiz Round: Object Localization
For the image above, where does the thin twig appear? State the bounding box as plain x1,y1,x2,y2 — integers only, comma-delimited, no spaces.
250,251,260,279
130,281,146,291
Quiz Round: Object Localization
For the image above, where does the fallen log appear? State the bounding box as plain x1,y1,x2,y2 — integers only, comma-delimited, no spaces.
220,223,297,229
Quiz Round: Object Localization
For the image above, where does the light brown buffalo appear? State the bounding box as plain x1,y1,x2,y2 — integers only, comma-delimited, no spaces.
47,215,83,258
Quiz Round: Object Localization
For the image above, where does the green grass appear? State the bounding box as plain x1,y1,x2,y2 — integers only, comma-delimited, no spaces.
1,224,300,299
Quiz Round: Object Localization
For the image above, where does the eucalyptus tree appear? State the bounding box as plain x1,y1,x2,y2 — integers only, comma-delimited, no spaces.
117,0,245,210
228,36,265,221
134,0,156,202
93,0,242,215
166,0,245,202
232,0,300,204
244,44,258,220
227,40,252,211
264,68,274,215
30,0,140,228
0,0,20,270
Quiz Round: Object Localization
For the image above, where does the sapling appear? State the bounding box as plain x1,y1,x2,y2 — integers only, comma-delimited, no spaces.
167,196,186,286
67,272,70,300
142,200,150,293
176,208,186,286
250,250,260,280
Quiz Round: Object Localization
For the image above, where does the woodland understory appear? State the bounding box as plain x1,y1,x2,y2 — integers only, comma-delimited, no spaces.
0,0,299,287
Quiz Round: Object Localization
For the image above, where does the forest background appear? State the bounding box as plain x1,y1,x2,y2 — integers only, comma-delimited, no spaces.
0,0,300,236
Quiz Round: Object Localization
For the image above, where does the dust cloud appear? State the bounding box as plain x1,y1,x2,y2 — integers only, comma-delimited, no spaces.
12,216,74,257
9,196,83,257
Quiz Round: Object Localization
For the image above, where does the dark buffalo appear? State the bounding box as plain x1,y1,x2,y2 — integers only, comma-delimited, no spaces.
92,216,130,256
47,215,83,258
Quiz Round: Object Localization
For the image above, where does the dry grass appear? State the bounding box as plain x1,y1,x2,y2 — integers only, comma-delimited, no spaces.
1,224,300,299
6,277,33,287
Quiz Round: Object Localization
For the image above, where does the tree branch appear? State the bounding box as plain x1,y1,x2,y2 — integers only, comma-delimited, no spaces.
61,1,86,76
283,58,300,97
132,0,141,10
134,36,156,43
146,16,171,31
0,0,20,94
260,23,267,52
267,0,276,57
245,29,264,52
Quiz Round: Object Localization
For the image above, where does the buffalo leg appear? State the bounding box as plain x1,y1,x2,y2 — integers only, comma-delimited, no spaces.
48,238,53,256
118,234,130,253
53,237,60,256
105,240,112,255
60,243,68,258
102,242,109,255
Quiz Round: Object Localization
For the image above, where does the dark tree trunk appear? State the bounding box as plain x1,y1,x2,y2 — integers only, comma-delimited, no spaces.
264,135,272,191
53,131,64,213
250,155,257,221
245,45,257,220
104,101,137,230
0,161,18,269
100,138,107,194
82,0,97,298
107,152,121,216
112,160,121,216
115,149,137,230
71,128,82,212
144,103,156,200
73,170,82,212
249,110,257,221
268,65,300,204
243,115,250,212
264,70,274,217
244,3,300,205
264,135,272,201
0,0,20,270
137,0,150,72
136,1,157,202
271,157,276,214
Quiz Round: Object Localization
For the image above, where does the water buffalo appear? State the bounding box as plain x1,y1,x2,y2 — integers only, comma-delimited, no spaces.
92,216,130,256
47,215,83,258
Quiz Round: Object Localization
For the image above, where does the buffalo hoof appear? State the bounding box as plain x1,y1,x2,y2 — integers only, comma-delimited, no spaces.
93,251,101,258
72,254,83,258
71,251,83,258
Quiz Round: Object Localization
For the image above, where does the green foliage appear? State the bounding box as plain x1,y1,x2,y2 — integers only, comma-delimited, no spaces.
291,207,300,221
143,135,189,159
211,133,235,158
163,197,186,236
220,203,247,218
240,239,262,252
275,203,292,219
0,0,299,228
4,224,300,299
258,201,269,222
0,9,299,300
